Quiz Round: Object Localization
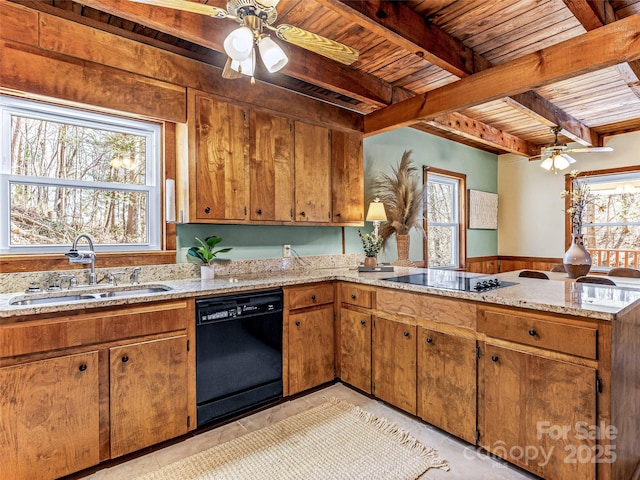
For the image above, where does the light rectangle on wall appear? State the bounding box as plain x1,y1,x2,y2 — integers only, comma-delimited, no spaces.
468,189,498,229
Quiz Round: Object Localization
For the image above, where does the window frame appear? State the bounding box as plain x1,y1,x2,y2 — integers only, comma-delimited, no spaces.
0,95,162,255
565,166,640,271
423,166,467,269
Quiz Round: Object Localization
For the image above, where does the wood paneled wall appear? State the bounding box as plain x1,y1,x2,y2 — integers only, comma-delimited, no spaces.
466,256,563,274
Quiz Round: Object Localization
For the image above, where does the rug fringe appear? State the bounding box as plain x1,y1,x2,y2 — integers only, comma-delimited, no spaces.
326,397,450,472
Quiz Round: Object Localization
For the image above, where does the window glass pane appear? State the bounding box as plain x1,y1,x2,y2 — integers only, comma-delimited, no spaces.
582,225,640,267
428,226,454,267
10,116,147,184
588,191,640,224
427,181,454,223
10,183,148,246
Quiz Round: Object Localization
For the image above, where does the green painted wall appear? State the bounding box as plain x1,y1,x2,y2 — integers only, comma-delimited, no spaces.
176,127,498,263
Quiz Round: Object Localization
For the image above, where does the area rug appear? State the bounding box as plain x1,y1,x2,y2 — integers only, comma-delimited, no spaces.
134,397,449,480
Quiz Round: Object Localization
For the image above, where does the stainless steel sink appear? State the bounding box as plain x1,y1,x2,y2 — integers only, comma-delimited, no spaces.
9,285,172,306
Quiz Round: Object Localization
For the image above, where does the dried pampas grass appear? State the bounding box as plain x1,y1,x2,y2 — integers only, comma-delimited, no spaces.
373,150,424,243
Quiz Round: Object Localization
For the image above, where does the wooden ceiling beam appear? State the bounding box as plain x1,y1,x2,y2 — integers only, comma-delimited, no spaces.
364,14,640,135
74,0,393,106
318,0,595,145
426,112,539,157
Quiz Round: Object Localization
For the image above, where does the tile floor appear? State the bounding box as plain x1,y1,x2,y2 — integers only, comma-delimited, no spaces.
78,383,539,480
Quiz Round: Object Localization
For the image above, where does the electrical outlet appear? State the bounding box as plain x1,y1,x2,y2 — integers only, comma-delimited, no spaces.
283,244,291,258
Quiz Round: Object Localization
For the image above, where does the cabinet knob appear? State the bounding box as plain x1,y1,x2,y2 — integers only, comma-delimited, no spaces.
528,328,537,336
204,207,210,214
122,355,129,363
295,321,301,327
351,294,356,299
491,355,499,362
78,364,87,372
335,213,341,217
257,209,262,215
300,211,306,217
360,319,366,325
311,294,316,301
403,331,410,337
426,337,433,344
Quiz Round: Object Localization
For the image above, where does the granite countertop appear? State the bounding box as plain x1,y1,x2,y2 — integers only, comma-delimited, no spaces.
2,265,640,322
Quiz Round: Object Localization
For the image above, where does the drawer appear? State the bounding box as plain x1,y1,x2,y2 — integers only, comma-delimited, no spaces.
287,283,334,310
340,284,372,309
478,307,597,359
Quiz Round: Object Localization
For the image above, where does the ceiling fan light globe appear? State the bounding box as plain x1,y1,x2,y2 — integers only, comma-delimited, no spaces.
254,0,280,8
231,49,256,77
540,157,553,170
258,36,288,72
554,155,570,170
224,26,254,61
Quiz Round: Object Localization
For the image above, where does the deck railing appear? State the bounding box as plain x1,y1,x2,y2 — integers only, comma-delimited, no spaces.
589,249,640,268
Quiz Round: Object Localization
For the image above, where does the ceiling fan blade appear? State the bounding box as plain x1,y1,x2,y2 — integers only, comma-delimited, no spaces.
271,24,359,65
567,146,614,153
528,154,542,161
129,0,229,18
222,57,243,79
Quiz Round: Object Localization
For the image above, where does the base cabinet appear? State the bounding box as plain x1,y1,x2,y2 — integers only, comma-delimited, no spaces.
110,335,189,458
372,317,417,415
418,329,476,444
339,307,371,394
0,352,100,480
478,343,597,480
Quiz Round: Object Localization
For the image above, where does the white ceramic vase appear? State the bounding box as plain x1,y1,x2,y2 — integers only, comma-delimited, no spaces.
200,264,215,280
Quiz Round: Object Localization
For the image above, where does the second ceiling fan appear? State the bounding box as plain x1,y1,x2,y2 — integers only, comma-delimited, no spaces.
130,0,360,81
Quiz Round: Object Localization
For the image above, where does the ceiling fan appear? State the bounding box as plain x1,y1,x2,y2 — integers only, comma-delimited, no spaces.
130,0,359,81
529,127,613,173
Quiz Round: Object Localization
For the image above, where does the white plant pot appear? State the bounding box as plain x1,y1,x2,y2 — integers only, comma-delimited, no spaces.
200,265,215,280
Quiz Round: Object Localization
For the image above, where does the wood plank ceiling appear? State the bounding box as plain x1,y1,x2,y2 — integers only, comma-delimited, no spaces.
13,0,640,157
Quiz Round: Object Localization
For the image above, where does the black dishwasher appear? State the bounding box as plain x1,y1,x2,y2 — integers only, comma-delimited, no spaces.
196,289,283,427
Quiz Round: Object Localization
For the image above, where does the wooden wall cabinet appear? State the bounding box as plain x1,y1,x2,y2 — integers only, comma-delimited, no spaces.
192,93,249,221
0,300,194,480
372,317,417,415
286,283,335,395
418,328,477,444
249,110,294,222
331,131,364,224
0,351,100,480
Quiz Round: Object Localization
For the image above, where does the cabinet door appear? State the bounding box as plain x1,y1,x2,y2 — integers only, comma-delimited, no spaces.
331,130,364,224
294,121,331,223
194,95,249,221
250,110,294,222
372,317,417,414
418,329,476,443
110,335,189,458
479,343,596,480
288,305,335,395
0,352,99,480
340,307,371,393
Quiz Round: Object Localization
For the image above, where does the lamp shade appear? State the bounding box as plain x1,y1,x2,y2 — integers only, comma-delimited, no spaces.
231,49,256,77
224,26,254,61
258,36,288,73
366,201,387,222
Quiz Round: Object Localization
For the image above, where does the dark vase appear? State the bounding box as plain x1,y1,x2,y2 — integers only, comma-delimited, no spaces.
563,233,592,279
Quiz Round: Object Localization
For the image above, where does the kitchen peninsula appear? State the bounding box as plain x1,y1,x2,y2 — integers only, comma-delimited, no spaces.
1,263,639,480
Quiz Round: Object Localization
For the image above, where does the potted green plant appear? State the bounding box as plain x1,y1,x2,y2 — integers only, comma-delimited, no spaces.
358,230,383,266
188,236,232,279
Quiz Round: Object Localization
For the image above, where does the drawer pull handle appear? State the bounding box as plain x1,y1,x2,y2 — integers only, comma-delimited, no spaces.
300,211,306,217
426,337,433,344
403,331,410,337
79,364,87,372
528,328,537,336
295,321,301,327
491,355,499,362
351,294,356,299
122,356,129,363
360,319,366,325
311,295,316,301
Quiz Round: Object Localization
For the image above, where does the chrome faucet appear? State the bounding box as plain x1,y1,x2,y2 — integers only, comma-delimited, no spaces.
65,234,97,285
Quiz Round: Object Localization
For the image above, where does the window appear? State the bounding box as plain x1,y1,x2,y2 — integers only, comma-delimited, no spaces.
424,168,466,268
0,96,161,254
569,168,640,270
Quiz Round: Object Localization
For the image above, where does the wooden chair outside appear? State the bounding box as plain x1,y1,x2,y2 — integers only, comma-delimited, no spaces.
518,270,549,280
575,276,616,286
607,267,640,278
550,264,565,272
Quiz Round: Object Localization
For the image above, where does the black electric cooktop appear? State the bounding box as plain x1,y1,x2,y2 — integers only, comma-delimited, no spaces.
384,272,518,292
